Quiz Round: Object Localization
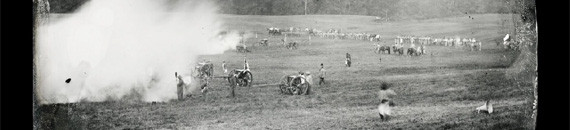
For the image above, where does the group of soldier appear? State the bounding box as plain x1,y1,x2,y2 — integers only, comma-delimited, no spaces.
312,31,382,42
396,35,482,51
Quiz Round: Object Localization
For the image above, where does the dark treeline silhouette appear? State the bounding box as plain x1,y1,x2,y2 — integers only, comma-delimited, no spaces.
48,0,534,21
215,0,514,19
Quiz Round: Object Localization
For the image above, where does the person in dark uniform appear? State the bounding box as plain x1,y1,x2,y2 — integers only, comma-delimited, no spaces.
318,63,326,85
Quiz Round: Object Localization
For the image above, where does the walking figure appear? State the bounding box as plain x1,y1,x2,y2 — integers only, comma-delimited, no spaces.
319,63,327,85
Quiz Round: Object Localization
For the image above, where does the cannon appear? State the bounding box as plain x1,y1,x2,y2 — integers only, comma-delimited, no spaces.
278,73,311,95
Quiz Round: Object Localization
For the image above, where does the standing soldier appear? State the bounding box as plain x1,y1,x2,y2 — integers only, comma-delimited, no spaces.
222,61,227,74
244,57,250,71
318,63,326,86
377,82,397,121
345,53,352,67
175,72,184,101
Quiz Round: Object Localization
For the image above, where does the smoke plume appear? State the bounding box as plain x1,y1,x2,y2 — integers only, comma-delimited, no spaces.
34,0,240,104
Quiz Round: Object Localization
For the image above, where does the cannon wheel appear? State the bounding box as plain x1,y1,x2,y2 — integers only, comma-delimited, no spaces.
278,84,287,94
246,71,253,87
303,84,311,95
288,77,309,95
288,85,300,95
239,71,253,87
287,77,299,95
291,83,309,95
298,83,310,95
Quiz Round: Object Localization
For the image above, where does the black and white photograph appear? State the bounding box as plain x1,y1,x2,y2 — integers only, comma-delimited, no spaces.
33,0,538,129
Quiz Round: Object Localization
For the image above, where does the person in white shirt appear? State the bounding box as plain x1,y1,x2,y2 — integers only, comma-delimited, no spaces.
298,71,306,81
377,82,397,121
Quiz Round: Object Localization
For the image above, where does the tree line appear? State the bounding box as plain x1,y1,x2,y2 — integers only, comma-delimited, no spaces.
213,0,528,20
48,0,534,21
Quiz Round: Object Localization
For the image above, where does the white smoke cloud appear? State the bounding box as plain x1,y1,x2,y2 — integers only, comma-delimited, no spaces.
34,0,240,104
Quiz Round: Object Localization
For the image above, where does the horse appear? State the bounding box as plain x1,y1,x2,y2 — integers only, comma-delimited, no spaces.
377,45,391,54
267,28,281,35
392,45,404,55
286,42,298,49
407,47,420,56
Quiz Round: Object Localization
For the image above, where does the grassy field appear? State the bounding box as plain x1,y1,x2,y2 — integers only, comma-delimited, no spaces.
35,14,536,129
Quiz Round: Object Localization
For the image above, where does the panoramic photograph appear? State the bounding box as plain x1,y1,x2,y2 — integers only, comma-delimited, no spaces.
33,0,537,129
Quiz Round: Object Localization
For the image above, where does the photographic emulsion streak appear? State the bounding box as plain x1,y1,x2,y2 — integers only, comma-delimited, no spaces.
33,0,538,129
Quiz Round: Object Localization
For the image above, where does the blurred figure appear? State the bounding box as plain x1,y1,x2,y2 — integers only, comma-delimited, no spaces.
378,99,391,121
345,53,352,67
175,72,184,101
244,58,250,71
304,71,313,95
476,100,494,114
318,63,327,86
282,36,287,46
304,71,313,85
503,34,512,49
298,71,306,84
377,82,397,121
222,61,227,74
503,34,511,42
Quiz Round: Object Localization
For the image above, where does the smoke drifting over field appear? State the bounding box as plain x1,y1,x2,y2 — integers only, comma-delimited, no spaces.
35,0,240,104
